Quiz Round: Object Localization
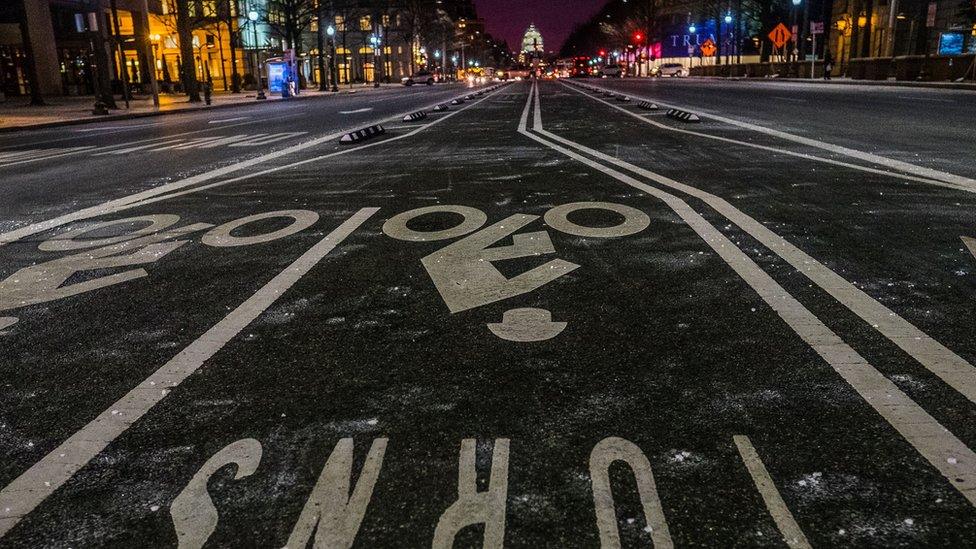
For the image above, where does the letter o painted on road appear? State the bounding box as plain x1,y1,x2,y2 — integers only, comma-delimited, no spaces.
38,214,182,252
544,202,650,238
382,205,488,242
201,210,319,247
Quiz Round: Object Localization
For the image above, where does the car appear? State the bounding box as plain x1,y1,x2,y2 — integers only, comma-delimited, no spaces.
402,70,435,86
654,63,689,78
600,65,622,77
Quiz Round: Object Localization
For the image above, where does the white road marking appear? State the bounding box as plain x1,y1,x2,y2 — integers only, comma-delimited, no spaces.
93,139,186,155
771,96,808,103
227,132,307,147
74,123,159,132
560,82,976,407
0,147,96,168
526,81,976,506
590,437,673,549
733,436,811,549
0,86,508,249
208,116,250,124
1,119,263,164
897,96,955,103
568,82,976,192
340,108,373,114
0,208,378,538
962,236,976,260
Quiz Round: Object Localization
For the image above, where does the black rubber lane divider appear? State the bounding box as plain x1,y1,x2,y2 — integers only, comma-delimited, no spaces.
665,108,701,122
637,100,660,110
402,111,429,122
603,91,615,97
339,124,386,144
432,104,449,112
465,94,475,100
616,95,630,102
451,98,464,105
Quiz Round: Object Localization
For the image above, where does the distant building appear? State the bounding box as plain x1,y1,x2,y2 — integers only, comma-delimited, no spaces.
521,23,543,54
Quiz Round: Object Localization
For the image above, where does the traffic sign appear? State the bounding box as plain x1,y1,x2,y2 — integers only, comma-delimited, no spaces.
810,21,825,34
700,38,717,57
768,23,792,49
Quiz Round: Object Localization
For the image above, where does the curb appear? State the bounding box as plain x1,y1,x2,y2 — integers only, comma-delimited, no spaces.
339,124,386,144
0,91,351,134
687,75,976,91
666,109,701,123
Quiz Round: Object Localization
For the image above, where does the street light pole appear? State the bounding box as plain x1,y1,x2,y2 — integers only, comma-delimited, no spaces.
248,9,266,99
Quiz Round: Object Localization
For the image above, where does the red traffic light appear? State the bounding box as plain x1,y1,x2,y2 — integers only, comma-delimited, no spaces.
633,32,644,42
599,49,606,56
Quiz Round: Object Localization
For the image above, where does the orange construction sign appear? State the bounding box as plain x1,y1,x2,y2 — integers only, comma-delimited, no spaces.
700,38,717,57
768,23,792,49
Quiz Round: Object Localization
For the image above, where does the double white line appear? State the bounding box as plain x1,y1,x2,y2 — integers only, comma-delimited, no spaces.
521,81,976,506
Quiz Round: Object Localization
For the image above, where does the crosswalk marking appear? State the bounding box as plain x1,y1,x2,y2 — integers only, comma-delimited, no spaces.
92,132,308,155
0,147,96,167
228,132,307,147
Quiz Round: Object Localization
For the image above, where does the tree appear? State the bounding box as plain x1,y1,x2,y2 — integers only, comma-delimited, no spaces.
173,0,201,101
15,0,45,105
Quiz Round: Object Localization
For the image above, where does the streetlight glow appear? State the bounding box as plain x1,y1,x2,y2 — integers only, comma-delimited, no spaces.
248,10,258,21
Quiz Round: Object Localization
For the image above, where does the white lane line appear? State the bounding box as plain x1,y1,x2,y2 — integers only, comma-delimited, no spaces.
0,91,500,248
24,84,513,223
0,147,96,168
733,436,812,549
559,83,976,406
208,116,250,123
196,134,268,148
0,208,378,538
771,96,807,103
573,82,976,191
525,81,976,505
340,108,373,114
561,83,959,192
897,96,955,103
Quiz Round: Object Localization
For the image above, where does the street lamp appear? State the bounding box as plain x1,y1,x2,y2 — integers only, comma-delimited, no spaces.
248,9,266,100
327,24,338,92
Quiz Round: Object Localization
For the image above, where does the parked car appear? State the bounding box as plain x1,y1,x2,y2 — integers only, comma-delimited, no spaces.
600,65,623,77
653,63,689,78
402,70,435,86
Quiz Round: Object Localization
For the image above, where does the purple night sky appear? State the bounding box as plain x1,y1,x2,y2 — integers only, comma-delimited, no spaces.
473,0,607,53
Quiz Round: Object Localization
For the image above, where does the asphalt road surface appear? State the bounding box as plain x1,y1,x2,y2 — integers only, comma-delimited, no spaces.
1,79,975,547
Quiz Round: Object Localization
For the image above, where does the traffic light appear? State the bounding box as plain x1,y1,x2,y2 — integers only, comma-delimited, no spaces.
599,49,606,57
633,32,644,43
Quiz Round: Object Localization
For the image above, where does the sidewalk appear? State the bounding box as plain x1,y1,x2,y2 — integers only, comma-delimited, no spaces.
690,75,976,91
0,84,402,132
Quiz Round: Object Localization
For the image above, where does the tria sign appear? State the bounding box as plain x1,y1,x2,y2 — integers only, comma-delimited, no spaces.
768,23,792,49
700,38,717,57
